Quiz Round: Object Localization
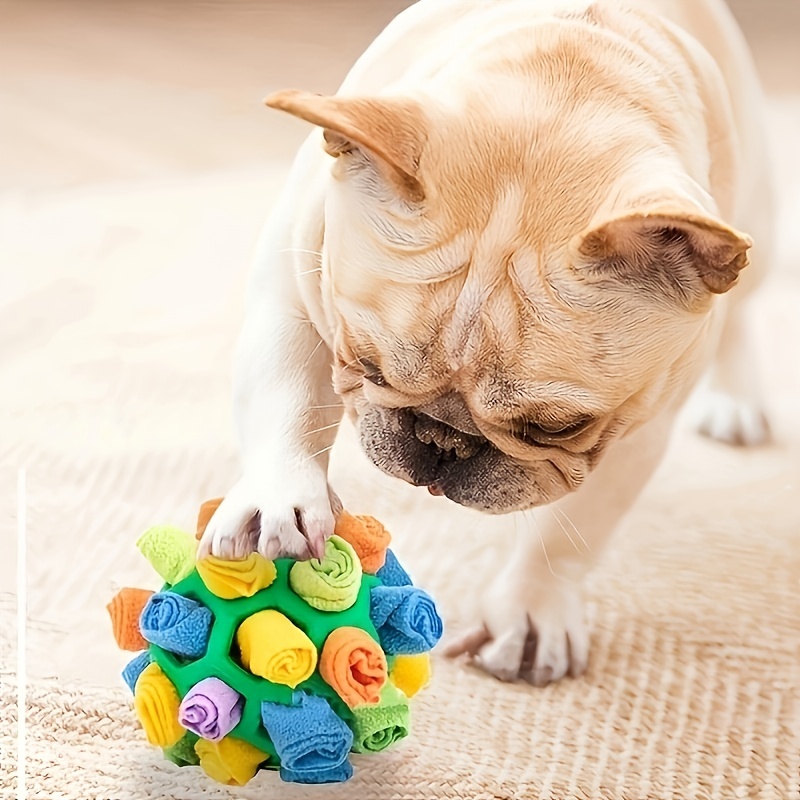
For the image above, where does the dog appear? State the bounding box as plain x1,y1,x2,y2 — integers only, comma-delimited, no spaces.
199,0,773,685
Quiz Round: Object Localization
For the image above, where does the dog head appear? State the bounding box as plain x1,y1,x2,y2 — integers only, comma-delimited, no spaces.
266,40,751,513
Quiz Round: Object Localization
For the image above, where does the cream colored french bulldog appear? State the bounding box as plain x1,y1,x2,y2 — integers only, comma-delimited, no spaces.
199,0,773,685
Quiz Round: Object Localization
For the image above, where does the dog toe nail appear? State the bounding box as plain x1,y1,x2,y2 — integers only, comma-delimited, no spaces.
525,666,554,687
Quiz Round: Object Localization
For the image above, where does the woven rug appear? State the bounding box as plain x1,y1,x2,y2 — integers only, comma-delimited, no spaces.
2,415,799,799
2,607,799,800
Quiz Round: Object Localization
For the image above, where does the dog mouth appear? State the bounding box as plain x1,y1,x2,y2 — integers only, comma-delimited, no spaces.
357,404,576,512
412,416,487,498
412,412,487,460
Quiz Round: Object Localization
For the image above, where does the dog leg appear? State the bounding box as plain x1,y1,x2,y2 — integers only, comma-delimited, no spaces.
694,296,771,446
445,412,675,685
199,136,342,561
694,160,774,447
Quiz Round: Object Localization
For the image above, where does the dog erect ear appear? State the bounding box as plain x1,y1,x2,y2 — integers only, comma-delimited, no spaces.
265,89,427,202
575,206,752,303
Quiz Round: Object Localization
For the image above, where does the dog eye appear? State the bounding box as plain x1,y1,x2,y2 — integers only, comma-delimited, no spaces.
358,357,389,387
509,415,592,444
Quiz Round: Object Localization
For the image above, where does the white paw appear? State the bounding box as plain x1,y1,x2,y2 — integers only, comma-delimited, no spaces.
444,573,589,686
197,471,336,561
695,391,771,447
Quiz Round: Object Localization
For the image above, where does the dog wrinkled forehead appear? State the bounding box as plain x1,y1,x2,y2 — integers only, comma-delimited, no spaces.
440,185,528,370
331,180,561,397
326,165,530,330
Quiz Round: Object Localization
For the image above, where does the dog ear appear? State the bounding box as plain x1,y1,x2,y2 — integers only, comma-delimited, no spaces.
265,89,427,202
575,205,752,302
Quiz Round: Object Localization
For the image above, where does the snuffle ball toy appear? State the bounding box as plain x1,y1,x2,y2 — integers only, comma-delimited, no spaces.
107,498,443,786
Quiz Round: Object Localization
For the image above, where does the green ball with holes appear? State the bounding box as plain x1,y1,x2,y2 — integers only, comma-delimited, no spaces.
107,504,442,786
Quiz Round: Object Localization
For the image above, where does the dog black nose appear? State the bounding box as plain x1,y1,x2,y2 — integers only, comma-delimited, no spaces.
412,411,485,460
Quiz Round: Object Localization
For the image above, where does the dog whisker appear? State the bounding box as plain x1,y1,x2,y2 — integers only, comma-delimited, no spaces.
553,506,592,553
277,247,323,258
548,508,582,554
534,517,557,578
339,356,364,371
306,444,335,461
512,511,521,566
525,510,557,579
304,338,324,369
302,421,341,437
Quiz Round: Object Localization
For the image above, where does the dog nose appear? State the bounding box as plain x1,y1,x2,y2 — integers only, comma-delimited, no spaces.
412,411,485,460
412,392,481,436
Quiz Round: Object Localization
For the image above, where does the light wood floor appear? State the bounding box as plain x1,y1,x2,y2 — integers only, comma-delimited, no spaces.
1,0,798,192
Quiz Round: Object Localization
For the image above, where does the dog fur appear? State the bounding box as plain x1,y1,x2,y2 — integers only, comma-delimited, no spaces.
199,0,773,684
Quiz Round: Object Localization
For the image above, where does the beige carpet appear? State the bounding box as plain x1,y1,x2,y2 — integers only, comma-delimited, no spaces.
0,169,798,799
1,1,799,798
1,430,799,799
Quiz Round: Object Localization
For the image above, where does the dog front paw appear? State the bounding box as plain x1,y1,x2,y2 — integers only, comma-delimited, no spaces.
197,471,337,561
695,390,771,447
444,573,589,686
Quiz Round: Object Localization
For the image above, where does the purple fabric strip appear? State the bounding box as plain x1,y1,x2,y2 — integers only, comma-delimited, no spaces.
178,677,244,741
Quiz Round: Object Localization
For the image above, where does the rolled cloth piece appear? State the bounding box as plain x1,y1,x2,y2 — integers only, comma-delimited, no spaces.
319,626,387,708
196,553,276,599
163,731,200,767
179,677,244,741
133,662,185,748
196,497,223,540
122,650,152,693
107,587,153,651
261,692,353,783
280,760,354,784
136,525,197,585
334,512,391,574
139,591,213,659
236,610,317,687
350,682,411,754
289,535,362,612
376,549,413,587
390,653,431,698
370,585,444,655
195,736,268,786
